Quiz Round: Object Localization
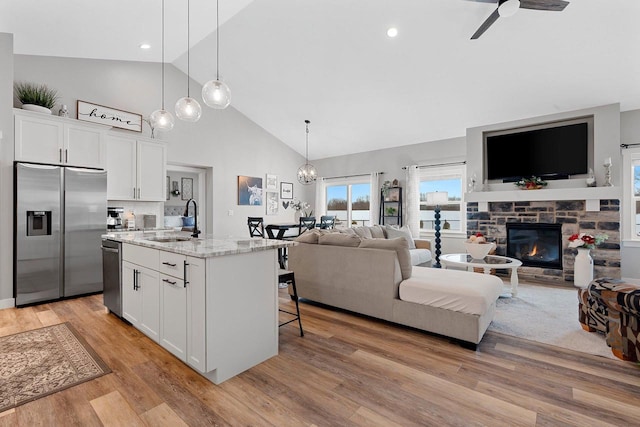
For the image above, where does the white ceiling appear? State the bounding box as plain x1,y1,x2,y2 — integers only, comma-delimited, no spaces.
2,0,640,160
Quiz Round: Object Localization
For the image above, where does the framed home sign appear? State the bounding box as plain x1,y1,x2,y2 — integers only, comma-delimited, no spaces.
77,100,143,132
280,182,293,199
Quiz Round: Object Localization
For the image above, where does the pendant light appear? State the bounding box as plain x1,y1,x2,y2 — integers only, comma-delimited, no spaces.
175,0,202,122
202,0,231,109
150,0,175,131
297,120,317,185
498,0,520,17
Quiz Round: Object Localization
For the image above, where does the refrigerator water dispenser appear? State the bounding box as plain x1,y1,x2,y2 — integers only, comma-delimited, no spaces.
26,211,51,236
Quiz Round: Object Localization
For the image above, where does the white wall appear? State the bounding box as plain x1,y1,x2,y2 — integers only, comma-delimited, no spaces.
0,33,14,306
0,53,312,305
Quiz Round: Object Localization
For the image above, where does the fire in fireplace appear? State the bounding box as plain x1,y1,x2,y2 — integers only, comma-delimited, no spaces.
506,222,563,270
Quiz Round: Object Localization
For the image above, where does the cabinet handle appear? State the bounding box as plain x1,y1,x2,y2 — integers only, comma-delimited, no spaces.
65,149,68,163
184,260,189,287
133,269,138,290
137,188,141,199
162,278,178,286
162,262,177,267
59,148,62,162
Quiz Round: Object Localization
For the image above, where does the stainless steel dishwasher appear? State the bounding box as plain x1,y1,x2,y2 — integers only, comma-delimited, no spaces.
101,238,122,317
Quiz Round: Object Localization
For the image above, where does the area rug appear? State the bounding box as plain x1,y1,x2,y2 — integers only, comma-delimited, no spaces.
488,283,616,359
0,322,111,413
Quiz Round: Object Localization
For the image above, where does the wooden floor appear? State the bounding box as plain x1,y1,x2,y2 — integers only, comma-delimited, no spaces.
1,290,639,426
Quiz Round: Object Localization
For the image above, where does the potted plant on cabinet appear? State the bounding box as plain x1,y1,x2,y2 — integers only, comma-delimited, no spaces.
14,82,60,114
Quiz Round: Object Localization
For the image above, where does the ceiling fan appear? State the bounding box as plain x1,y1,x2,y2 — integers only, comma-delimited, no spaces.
470,0,570,40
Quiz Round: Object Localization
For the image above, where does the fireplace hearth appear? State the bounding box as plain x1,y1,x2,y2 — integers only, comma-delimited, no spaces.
506,223,563,270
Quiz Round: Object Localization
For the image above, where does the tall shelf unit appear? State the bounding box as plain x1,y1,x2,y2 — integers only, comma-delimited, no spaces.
379,187,402,226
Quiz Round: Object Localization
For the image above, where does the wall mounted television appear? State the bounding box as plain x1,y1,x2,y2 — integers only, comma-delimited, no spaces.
484,118,593,182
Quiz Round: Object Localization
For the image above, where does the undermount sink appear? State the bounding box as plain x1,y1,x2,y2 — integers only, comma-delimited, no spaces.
145,236,192,243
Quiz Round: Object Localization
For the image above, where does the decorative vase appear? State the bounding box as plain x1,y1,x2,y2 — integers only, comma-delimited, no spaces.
574,247,594,288
22,104,52,114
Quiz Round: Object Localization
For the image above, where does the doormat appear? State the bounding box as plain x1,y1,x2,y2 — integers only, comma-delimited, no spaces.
0,322,111,413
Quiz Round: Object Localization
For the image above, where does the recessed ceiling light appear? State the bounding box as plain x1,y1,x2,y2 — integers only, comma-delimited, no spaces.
139,43,151,50
387,27,398,38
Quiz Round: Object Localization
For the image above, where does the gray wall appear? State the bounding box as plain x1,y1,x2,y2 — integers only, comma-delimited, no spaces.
0,33,14,305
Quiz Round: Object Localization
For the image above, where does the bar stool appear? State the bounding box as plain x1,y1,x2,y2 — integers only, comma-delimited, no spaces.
278,269,304,337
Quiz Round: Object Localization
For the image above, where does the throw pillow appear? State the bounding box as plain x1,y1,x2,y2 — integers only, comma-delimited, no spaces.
182,216,195,227
384,225,416,249
338,228,357,235
359,237,412,280
295,229,321,244
353,226,373,239
318,233,362,247
369,225,385,239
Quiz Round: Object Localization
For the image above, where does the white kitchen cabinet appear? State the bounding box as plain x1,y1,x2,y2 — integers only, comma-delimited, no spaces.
160,273,187,361
122,260,160,342
106,133,166,201
186,255,206,372
14,109,106,168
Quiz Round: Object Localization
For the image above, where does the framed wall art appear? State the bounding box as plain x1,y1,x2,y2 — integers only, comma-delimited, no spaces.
181,177,193,200
265,192,278,215
266,174,277,191
77,100,143,132
280,182,293,199
238,175,263,205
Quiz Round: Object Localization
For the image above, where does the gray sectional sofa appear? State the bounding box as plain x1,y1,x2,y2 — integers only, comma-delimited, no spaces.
288,226,504,346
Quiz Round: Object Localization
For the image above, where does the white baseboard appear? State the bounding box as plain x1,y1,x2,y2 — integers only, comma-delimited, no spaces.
0,298,15,310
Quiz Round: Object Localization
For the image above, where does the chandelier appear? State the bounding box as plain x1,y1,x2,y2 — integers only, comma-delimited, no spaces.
297,120,317,185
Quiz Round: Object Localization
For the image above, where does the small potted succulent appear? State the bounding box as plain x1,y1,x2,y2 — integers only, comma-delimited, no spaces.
14,82,60,114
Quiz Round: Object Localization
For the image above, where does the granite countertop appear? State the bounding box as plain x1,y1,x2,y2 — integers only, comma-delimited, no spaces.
102,230,295,258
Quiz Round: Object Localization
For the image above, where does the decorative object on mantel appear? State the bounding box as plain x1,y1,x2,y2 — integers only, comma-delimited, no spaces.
202,0,231,109
603,157,613,187
175,0,202,122
586,168,597,187
515,176,547,190
427,191,448,268
291,198,312,218
77,100,143,132
14,81,59,114
568,232,609,288
149,0,175,132
297,119,317,185
58,104,68,117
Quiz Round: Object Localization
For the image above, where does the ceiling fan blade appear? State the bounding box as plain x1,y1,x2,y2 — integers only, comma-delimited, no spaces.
471,9,500,39
520,0,569,11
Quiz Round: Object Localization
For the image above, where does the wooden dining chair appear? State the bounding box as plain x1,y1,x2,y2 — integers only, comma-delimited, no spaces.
319,215,336,229
298,216,316,235
248,216,265,238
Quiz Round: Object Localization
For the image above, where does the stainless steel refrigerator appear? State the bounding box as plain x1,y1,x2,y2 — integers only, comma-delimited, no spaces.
14,162,107,306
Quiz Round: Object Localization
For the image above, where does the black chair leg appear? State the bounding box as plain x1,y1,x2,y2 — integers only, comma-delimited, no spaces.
290,275,304,337
278,271,303,337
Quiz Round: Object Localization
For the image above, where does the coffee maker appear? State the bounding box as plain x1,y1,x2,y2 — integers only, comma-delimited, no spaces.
107,207,124,230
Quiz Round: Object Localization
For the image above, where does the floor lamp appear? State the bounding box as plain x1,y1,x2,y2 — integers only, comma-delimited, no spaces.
427,191,448,268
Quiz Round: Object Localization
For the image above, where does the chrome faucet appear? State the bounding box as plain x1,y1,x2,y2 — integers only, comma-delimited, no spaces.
183,198,201,238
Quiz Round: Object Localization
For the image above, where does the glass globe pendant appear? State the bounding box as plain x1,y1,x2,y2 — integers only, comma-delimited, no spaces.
498,0,520,17
202,0,231,110
150,108,175,131
202,79,230,109
297,120,317,185
175,0,202,122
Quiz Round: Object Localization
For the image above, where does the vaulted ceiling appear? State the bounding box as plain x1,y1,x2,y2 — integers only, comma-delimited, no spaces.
2,0,639,159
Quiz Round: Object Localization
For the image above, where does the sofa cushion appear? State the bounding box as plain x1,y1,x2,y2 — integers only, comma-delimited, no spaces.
353,226,373,239
359,237,412,280
295,228,322,244
369,225,386,238
318,233,362,247
400,267,503,316
337,227,357,236
385,225,416,249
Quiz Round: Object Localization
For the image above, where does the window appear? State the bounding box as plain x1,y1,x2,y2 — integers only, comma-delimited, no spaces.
419,164,466,233
622,147,640,243
326,179,371,227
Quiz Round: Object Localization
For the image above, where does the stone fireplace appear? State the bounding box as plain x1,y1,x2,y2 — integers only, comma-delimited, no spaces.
467,199,621,285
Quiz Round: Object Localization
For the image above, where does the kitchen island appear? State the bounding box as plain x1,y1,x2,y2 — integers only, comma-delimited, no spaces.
102,231,295,384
